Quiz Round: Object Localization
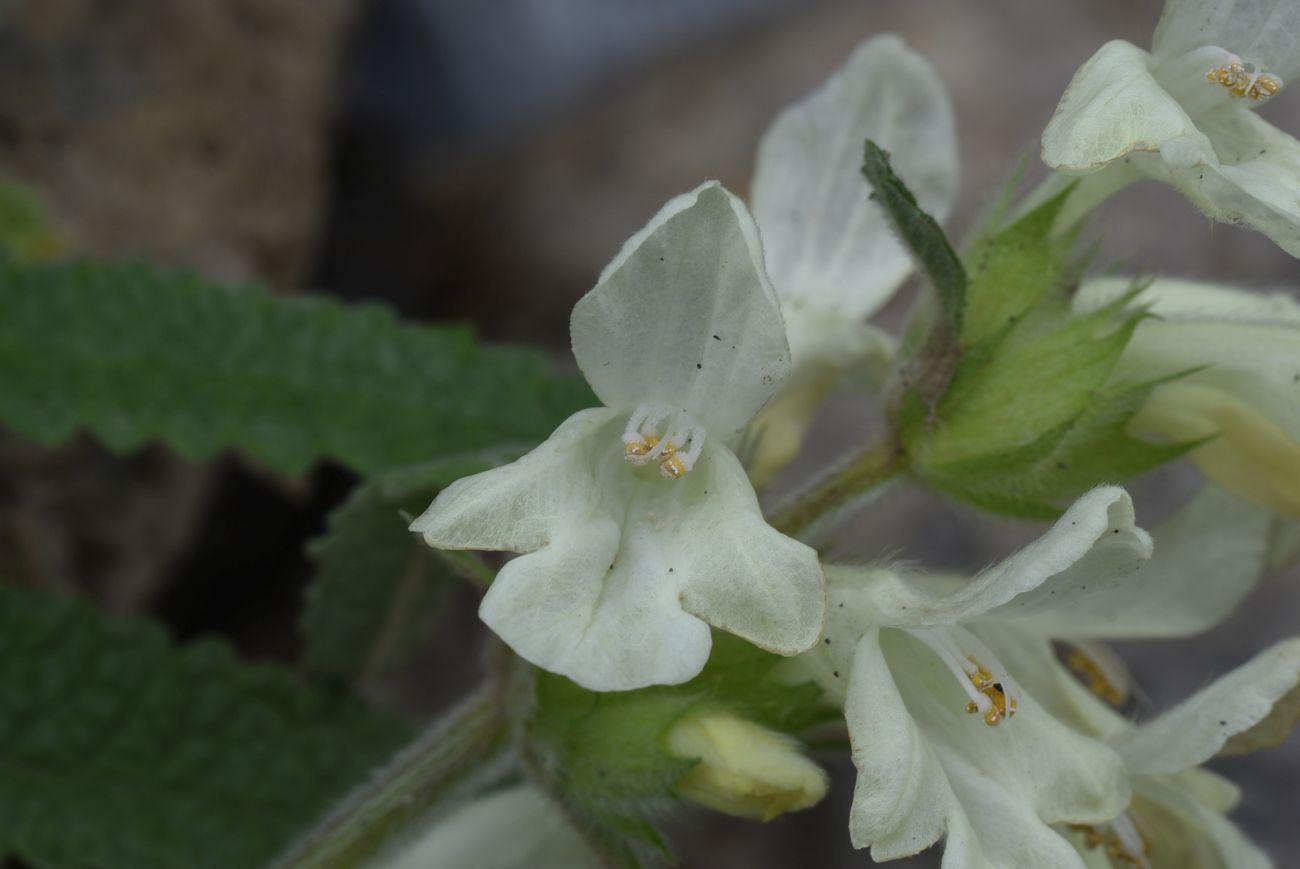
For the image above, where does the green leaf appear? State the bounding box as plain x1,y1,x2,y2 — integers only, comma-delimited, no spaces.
528,634,831,867
0,582,410,869
0,257,594,475
961,183,1079,346
302,446,523,683
861,140,966,331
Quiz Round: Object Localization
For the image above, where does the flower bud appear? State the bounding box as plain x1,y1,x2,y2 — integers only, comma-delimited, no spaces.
664,712,828,821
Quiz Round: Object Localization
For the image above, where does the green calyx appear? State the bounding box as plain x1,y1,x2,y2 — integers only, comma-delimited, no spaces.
890,188,1194,519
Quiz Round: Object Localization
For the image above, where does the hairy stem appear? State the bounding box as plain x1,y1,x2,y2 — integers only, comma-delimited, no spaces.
768,438,908,539
273,643,525,868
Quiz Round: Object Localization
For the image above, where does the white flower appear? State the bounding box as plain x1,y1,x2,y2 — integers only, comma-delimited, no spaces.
803,487,1152,865
804,484,1278,867
1076,276,1300,516
373,784,603,869
1024,631,1300,869
746,35,960,481
411,182,824,691
1042,0,1300,255
968,486,1284,868
1089,638,1300,869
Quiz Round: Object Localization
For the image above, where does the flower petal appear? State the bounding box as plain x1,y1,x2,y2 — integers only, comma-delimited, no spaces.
845,630,1129,862
1134,382,1300,515
570,181,790,439
1076,275,1300,324
479,517,713,691
1273,516,1300,569
672,442,824,655
1146,104,1300,257
410,408,620,553
1042,40,1205,173
378,784,604,869
840,487,1151,627
1116,321,1300,437
842,630,950,857
1130,774,1271,869
1153,0,1300,81
751,34,959,350
941,767,1098,869
1076,277,1300,449
1109,638,1300,774
1016,487,1271,639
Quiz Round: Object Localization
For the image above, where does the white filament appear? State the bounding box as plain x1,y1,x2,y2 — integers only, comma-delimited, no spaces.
907,626,1022,722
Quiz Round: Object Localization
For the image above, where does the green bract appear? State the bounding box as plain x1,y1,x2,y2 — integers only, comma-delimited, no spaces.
1042,0,1300,255
892,196,1188,518
411,182,824,691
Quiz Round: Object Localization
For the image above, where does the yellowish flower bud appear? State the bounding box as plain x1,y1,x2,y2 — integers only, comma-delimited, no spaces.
747,373,837,488
1132,382,1300,516
664,712,828,821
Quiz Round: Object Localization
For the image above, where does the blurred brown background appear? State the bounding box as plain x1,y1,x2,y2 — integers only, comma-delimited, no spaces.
0,0,1297,866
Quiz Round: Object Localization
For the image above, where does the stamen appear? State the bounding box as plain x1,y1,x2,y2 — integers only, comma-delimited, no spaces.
1062,643,1128,708
1206,59,1283,100
1069,815,1150,868
659,440,686,479
908,627,1021,727
620,406,706,479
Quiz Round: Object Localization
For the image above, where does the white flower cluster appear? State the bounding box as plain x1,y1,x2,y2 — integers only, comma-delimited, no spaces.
409,2,1300,865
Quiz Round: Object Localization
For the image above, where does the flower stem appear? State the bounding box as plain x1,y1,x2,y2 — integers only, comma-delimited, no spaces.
768,439,908,539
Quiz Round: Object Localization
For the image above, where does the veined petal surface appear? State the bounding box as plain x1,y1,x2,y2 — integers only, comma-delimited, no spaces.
1017,487,1270,639
752,34,959,347
835,488,1150,628
843,630,1127,867
570,181,790,439
1042,40,1205,172
1153,0,1300,80
1110,638,1300,774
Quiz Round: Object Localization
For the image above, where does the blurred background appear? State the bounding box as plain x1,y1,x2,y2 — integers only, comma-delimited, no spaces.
0,0,1297,866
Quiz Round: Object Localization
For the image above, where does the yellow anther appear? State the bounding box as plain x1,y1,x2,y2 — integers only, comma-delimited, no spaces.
1065,649,1126,707
1206,62,1283,100
657,441,687,480
963,658,1018,726
624,433,659,465
1068,823,1150,868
